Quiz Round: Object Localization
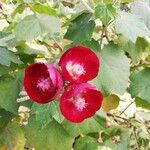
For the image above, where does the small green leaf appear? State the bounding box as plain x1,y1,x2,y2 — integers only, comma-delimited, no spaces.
121,37,150,64
64,13,95,44
123,0,134,2
82,38,100,52
32,3,57,16
135,97,150,110
49,101,64,123
0,47,21,67
93,109,107,128
115,11,150,42
95,3,116,26
15,14,61,41
0,76,19,114
11,4,26,18
129,68,150,101
31,101,64,128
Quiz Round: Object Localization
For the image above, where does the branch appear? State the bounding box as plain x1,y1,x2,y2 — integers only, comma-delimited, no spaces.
99,28,105,51
119,100,135,116
104,27,110,42
131,62,150,70
1,13,11,24
27,3,37,15
107,112,129,123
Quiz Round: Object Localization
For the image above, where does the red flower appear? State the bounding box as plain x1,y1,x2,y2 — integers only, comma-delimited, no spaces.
60,83,103,123
24,63,63,104
59,46,99,83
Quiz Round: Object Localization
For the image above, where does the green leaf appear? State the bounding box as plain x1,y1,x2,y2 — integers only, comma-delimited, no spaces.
122,37,150,64
92,43,130,96
49,101,64,123
0,109,15,129
95,3,116,26
0,76,19,114
123,0,134,2
16,42,51,58
0,32,8,38
0,122,26,150
19,54,36,65
31,101,64,128
31,103,53,129
74,136,100,150
62,114,106,137
135,97,150,110
103,0,114,4
11,3,26,18
129,68,150,101
24,116,74,150
64,13,95,44
100,127,131,150
82,38,100,52
0,65,10,77
102,94,119,112
0,47,21,66
32,3,57,16
100,137,130,150
15,14,61,41
93,109,107,128
0,34,15,47
115,11,150,42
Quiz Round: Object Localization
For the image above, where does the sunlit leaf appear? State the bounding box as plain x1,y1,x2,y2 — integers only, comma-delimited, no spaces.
15,14,61,41
115,11,150,42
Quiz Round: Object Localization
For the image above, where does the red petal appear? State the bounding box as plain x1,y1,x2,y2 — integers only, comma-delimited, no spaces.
83,89,103,118
60,83,103,123
59,46,99,83
24,63,63,104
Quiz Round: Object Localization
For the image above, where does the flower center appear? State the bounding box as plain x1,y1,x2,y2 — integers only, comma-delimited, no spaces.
74,97,88,111
66,61,85,80
37,78,50,91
